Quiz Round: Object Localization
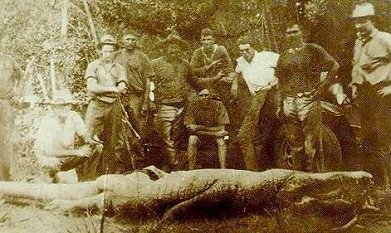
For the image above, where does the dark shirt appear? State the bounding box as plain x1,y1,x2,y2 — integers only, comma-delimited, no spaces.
190,45,234,78
151,57,191,105
184,98,230,127
275,43,337,96
114,49,155,94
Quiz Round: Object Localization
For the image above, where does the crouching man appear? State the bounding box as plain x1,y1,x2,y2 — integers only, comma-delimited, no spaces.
184,89,229,169
34,91,101,183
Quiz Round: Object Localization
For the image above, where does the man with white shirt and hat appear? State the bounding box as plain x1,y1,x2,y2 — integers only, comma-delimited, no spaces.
34,91,98,183
350,1,391,187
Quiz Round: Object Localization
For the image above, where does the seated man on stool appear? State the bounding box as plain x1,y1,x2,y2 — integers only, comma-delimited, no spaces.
34,91,101,183
184,89,229,169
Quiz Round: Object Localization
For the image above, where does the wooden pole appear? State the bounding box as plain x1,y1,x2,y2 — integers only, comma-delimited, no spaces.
50,53,57,97
82,0,98,45
60,0,69,38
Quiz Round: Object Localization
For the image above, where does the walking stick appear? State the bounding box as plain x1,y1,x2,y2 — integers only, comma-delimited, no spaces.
99,166,109,233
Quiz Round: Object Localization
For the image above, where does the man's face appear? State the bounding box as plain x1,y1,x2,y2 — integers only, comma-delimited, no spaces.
285,25,303,48
52,104,71,122
122,34,137,49
201,35,214,50
239,44,255,62
166,44,182,60
101,44,116,61
199,90,211,102
354,18,373,38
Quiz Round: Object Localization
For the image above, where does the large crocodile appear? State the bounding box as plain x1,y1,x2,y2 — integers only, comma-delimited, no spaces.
0,167,373,224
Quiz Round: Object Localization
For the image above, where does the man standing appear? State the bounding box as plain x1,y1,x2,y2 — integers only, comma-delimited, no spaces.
233,36,279,171
275,24,339,171
350,2,391,187
84,34,141,177
34,91,95,183
190,28,236,106
184,89,229,170
151,33,192,172
114,32,155,137
0,53,23,181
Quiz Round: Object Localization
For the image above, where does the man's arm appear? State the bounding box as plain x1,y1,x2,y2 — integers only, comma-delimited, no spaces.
86,78,119,94
141,54,155,113
314,44,340,86
190,49,222,76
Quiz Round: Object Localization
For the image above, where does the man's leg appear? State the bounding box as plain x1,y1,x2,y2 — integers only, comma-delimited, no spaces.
282,123,306,170
126,94,146,137
358,87,391,187
282,97,307,170
299,98,321,172
85,100,110,140
154,105,180,170
238,90,268,171
187,135,199,170
0,100,13,181
216,138,227,169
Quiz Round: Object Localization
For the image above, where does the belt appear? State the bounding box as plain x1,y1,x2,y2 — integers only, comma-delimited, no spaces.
284,90,316,99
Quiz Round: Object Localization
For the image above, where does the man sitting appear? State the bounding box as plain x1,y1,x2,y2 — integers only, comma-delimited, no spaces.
34,91,99,183
184,89,229,169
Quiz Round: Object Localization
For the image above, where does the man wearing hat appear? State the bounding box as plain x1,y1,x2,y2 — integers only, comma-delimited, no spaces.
114,32,155,138
184,88,229,169
0,53,23,181
151,32,194,172
350,2,391,187
34,91,94,183
84,34,142,177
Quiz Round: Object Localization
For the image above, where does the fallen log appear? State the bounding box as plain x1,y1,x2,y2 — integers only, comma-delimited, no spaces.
0,168,373,221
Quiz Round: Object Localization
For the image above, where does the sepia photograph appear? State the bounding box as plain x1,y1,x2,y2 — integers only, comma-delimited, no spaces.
0,0,391,232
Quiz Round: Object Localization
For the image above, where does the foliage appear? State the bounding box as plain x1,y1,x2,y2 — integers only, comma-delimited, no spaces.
3,0,391,179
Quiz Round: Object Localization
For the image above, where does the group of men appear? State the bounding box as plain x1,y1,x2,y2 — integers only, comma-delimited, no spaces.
1,2,390,188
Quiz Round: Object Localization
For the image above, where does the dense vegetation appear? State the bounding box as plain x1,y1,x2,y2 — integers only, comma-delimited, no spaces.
2,0,391,179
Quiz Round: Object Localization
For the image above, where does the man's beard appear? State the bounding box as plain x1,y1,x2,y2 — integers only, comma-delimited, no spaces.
287,37,304,49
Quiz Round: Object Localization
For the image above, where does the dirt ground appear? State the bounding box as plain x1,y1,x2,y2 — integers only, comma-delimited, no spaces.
1,197,391,233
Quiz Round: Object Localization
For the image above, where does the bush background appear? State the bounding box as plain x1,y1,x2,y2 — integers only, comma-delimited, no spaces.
2,0,390,179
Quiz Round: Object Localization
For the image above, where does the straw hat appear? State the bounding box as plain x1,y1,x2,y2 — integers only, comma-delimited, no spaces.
50,90,75,105
99,34,117,46
351,2,375,18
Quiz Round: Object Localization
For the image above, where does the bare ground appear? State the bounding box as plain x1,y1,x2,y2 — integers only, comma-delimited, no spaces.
1,197,391,233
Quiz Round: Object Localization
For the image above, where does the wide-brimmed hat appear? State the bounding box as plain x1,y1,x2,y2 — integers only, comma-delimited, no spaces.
99,34,117,46
50,90,75,105
158,32,189,48
351,2,375,18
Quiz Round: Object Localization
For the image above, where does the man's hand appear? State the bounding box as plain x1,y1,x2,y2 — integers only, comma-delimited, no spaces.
212,71,225,82
117,82,127,94
206,59,222,71
378,85,391,97
149,101,157,113
230,86,238,101
276,105,282,119
361,57,390,73
76,145,92,157
186,124,199,133
214,130,229,138
141,101,149,115
110,86,119,94
10,95,22,108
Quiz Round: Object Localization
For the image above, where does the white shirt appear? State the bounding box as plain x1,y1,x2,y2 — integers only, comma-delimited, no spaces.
235,51,279,94
34,110,87,168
